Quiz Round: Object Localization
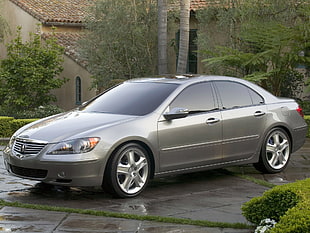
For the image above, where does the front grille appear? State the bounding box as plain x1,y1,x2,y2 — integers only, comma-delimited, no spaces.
9,164,47,178
13,138,47,155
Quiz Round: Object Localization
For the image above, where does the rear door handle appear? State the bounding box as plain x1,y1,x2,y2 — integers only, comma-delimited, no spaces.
206,118,220,124
254,111,265,117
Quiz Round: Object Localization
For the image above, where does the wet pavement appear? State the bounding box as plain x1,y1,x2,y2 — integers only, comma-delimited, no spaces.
0,139,309,232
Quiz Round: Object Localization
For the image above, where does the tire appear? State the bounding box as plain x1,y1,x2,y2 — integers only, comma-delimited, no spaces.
103,143,150,198
254,128,291,173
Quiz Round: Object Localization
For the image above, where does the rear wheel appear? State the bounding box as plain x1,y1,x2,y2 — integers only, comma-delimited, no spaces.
254,128,291,173
103,143,150,198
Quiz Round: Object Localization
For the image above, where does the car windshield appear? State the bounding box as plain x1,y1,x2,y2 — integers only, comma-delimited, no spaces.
81,82,179,116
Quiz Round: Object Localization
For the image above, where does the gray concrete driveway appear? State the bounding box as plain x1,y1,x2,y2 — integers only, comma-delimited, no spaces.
0,139,309,232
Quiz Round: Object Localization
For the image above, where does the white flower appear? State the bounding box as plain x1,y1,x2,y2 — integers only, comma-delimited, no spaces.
255,218,277,233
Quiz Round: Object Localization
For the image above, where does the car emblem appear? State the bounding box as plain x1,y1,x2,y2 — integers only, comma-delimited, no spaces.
21,144,27,154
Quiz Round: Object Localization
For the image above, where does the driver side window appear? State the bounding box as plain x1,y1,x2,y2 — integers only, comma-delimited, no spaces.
170,82,216,112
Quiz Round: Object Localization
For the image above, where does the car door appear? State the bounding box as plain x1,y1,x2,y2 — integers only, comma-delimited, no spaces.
214,81,267,161
158,82,222,172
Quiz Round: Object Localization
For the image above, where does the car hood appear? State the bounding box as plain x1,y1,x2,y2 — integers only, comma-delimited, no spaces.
15,111,137,143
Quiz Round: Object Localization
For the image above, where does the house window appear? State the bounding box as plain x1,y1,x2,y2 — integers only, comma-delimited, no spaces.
76,76,82,105
176,29,198,74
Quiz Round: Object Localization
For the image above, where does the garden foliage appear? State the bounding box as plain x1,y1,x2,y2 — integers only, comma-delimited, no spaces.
0,27,67,115
196,0,310,98
242,178,310,233
0,117,37,137
80,0,158,90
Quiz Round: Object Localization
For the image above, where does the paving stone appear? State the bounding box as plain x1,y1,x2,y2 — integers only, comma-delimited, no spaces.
0,138,309,233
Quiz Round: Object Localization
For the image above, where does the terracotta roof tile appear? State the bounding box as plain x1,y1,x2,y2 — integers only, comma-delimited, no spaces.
9,0,93,24
19,0,217,68
190,0,220,10
42,32,87,67
10,0,216,25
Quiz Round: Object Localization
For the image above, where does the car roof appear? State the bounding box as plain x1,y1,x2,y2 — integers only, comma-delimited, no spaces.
127,74,242,84
126,74,278,102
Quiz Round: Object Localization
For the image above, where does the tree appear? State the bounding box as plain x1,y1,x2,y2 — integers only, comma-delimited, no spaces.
0,27,67,114
157,0,168,74
176,0,190,74
197,0,310,97
80,0,157,90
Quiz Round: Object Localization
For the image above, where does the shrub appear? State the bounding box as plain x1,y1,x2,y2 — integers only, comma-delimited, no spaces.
0,117,37,137
304,115,310,138
299,101,310,115
0,116,14,137
242,188,300,224
0,27,66,112
0,105,64,119
242,178,310,233
270,201,310,233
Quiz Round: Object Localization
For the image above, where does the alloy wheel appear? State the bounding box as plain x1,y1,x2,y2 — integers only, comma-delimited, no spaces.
116,146,149,195
265,130,290,170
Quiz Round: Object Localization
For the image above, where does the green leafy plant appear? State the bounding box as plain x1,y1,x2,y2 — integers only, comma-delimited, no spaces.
304,115,310,137
0,26,67,114
197,0,310,97
5,105,64,119
80,0,157,90
0,116,14,137
0,117,37,137
269,200,310,233
242,178,310,233
242,188,300,224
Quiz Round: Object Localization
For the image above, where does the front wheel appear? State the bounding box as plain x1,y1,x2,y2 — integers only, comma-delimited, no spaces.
254,128,291,173
103,143,150,198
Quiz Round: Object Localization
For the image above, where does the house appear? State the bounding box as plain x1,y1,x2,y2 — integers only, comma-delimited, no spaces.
0,0,219,110
0,0,96,110
0,0,217,111
2,0,306,111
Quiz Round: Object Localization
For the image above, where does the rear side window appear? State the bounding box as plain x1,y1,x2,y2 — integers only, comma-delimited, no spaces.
249,89,264,105
214,81,263,109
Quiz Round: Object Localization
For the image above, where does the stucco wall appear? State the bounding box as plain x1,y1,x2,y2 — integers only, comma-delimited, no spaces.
51,55,96,110
0,0,41,58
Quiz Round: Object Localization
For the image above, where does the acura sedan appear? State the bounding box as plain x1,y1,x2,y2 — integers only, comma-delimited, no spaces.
3,75,308,197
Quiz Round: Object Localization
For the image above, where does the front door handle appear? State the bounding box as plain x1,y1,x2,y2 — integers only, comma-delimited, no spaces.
254,111,265,117
206,118,220,124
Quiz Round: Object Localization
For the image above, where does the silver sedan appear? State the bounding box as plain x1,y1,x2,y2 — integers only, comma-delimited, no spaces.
3,75,308,197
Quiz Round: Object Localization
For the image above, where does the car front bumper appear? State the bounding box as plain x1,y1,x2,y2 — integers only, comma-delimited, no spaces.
3,146,106,187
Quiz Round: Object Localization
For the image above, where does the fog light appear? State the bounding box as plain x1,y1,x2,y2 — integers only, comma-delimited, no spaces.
57,171,66,178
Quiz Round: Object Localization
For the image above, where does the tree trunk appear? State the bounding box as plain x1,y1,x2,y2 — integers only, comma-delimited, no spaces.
157,0,168,74
176,0,190,74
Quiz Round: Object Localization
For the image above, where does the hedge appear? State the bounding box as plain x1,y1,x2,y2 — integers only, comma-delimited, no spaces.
0,117,38,138
242,178,310,233
304,115,310,137
0,117,14,137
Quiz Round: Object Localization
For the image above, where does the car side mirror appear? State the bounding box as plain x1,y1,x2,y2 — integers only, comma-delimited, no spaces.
163,107,189,121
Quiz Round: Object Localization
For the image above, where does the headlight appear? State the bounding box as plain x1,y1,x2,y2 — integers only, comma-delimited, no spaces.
8,136,15,148
47,137,100,155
